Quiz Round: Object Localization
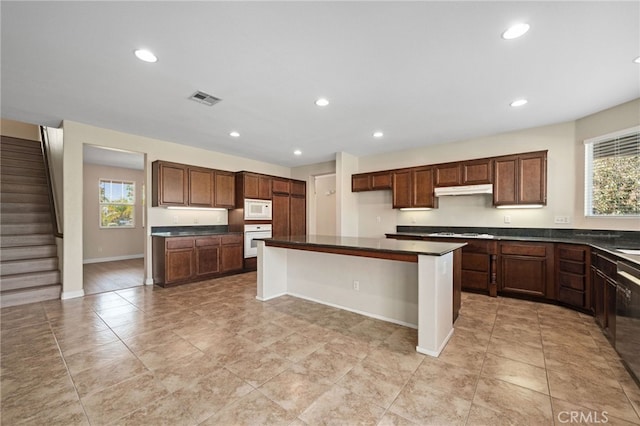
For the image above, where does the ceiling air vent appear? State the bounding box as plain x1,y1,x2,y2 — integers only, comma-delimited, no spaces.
189,91,221,107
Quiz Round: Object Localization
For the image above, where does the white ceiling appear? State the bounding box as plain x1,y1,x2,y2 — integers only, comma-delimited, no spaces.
83,145,145,171
2,2,639,168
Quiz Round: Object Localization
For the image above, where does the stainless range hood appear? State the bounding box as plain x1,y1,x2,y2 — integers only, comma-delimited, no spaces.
434,184,493,197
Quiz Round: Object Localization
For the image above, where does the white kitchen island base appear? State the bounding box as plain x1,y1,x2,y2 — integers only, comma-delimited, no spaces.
256,237,461,357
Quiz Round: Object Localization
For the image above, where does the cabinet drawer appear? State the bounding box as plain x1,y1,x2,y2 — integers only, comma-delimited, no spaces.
195,236,221,247
558,272,585,291
221,234,243,245
462,253,489,272
559,260,585,275
166,238,194,249
596,255,617,279
462,239,496,254
558,246,586,262
462,271,489,290
500,243,547,257
558,287,585,308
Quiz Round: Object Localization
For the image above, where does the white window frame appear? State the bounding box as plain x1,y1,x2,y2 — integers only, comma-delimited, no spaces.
99,179,136,229
584,125,640,218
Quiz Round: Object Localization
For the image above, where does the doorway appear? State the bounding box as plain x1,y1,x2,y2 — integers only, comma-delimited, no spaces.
82,145,146,294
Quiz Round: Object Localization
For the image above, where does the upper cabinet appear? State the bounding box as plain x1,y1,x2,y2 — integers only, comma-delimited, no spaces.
392,167,437,209
435,163,462,187
152,160,235,208
493,151,547,206
237,172,272,202
352,171,392,192
462,158,493,185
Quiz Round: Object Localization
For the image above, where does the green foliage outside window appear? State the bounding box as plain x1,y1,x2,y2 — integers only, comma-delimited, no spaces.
99,180,135,228
591,156,640,216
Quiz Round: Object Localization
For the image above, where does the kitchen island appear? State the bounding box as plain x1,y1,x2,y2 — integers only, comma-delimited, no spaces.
256,235,465,357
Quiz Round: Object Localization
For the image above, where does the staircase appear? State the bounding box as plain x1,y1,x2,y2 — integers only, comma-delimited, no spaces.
1,136,61,308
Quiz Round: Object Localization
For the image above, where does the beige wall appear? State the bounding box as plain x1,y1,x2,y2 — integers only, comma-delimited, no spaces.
0,118,40,140
83,163,145,262
292,161,336,236
62,120,292,297
314,174,337,235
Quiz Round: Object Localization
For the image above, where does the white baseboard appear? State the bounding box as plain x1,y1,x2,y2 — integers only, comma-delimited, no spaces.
61,289,85,300
144,278,154,285
83,254,144,264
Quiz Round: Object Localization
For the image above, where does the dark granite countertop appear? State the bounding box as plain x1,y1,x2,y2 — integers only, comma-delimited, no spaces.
261,234,466,257
388,226,640,265
150,225,240,237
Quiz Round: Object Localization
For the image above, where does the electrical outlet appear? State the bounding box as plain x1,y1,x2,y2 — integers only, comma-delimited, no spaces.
172,216,178,224
353,280,360,291
554,216,570,224
194,217,199,224
504,215,511,224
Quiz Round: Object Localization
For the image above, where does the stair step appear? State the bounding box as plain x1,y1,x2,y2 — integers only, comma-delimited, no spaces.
1,234,55,248
1,182,48,195
1,223,52,235
1,257,58,276
0,284,61,308
0,166,46,179
0,245,57,261
0,137,41,149
0,150,44,163
0,193,49,204
0,270,60,291
0,174,47,185
1,157,45,170
1,212,51,224
0,202,51,213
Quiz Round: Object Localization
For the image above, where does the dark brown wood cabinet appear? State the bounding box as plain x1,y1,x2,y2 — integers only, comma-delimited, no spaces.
591,249,617,342
435,163,462,187
152,161,235,208
555,244,591,311
272,179,307,238
392,167,437,209
352,171,392,192
152,233,243,286
462,159,493,185
498,241,554,299
237,172,272,201
493,151,547,206
272,178,291,195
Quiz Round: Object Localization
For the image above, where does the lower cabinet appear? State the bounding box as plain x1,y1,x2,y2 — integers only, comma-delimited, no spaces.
498,242,554,299
153,233,243,287
555,244,591,311
592,249,617,342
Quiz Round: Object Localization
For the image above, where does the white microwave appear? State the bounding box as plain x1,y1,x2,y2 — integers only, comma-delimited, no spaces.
244,199,272,220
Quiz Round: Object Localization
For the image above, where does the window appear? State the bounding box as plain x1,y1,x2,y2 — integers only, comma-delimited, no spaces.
99,179,135,228
584,126,640,217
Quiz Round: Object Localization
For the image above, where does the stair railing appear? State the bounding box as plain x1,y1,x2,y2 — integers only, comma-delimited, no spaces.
39,126,63,238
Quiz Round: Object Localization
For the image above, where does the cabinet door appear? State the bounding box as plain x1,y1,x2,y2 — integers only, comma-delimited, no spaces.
243,173,260,199
371,172,392,190
155,162,188,206
188,167,214,207
272,178,291,194
435,163,461,187
499,242,554,298
195,246,220,276
259,176,272,199
413,167,436,208
290,196,306,236
291,180,306,197
493,156,518,205
352,174,371,192
220,244,243,272
392,170,412,208
166,249,194,282
519,152,546,204
463,159,492,185
214,171,235,208
272,193,290,238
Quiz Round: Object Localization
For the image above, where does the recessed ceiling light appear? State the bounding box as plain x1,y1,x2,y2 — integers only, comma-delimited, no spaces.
510,99,528,107
634,56,640,64
315,98,329,107
134,49,157,63
229,131,240,138
293,150,302,156
502,23,530,40
373,131,384,138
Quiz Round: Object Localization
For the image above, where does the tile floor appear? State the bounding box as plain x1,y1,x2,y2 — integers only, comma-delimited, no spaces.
2,272,639,425
83,258,144,295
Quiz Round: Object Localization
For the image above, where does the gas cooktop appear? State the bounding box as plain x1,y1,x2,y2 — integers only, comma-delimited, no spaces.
427,232,495,239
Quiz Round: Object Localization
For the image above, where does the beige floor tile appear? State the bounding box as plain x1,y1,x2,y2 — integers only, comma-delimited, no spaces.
465,403,523,426
226,347,292,387
486,335,545,368
551,397,639,426
200,389,296,426
436,338,486,373
81,372,169,425
377,412,418,425
299,385,386,425
481,353,549,395
337,360,409,408
389,376,472,425
472,377,553,425
414,356,479,401
298,346,359,383
71,355,148,397
64,339,136,375
267,331,324,362
363,342,425,375
111,394,196,426
240,321,295,347
258,364,332,415
201,333,262,365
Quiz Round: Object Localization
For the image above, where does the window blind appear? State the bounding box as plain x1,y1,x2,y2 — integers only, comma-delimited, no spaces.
584,127,640,217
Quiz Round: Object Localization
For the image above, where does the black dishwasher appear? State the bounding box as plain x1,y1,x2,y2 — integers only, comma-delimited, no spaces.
616,261,640,385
